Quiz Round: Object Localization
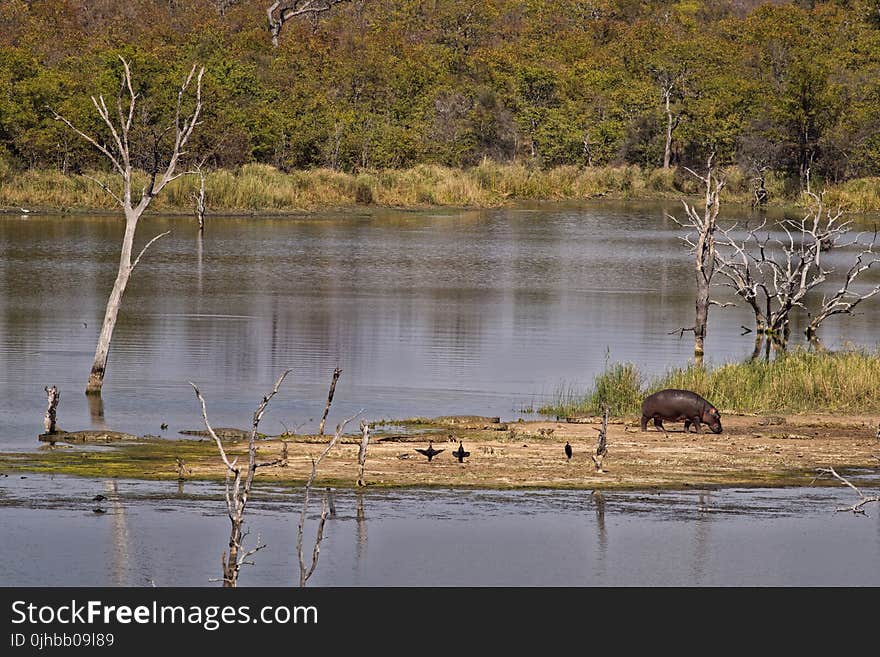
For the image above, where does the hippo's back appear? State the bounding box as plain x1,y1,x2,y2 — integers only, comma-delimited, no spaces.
642,388,710,415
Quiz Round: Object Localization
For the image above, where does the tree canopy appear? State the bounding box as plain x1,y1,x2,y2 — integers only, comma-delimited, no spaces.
2,0,879,187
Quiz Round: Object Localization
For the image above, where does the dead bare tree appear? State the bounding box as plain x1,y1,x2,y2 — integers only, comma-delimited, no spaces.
190,370,291,587
267,0,352,48
192,162,207,233
813,467,880,516
318,367,342,435
50,57,204,395
298,411,360,587
715,193,879,351
591,407,608,473
669,153,726,366
356,420,370,487
656,72,684,170
805,236,880,343
43,385,60,434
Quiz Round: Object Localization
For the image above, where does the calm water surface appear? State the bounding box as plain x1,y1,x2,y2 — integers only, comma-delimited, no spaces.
2,202,879,587
2,201,878,449
1,475,878,587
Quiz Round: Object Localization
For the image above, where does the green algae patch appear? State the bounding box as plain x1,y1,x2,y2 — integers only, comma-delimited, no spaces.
0,439,227,481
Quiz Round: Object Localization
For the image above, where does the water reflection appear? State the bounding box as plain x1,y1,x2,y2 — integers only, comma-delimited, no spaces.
105,480,130,587
692,491,712,584
591,490,607,579
355,492,367,577
87,393,105,426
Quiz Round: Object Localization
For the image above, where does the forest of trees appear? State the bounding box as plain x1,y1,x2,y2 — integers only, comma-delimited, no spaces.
2,0,880,193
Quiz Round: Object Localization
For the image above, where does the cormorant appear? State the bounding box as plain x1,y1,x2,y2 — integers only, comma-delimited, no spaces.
415,441,444,462
160,422,168,430
452,441,470,463
92,494,107,502
564,441,572,460
92,508,106,514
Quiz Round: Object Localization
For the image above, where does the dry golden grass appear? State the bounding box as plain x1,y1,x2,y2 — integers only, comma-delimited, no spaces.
4,162,878,212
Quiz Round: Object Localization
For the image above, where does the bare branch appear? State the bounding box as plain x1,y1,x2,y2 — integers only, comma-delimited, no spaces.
814,467,880,516
131,231,171,271
318,367,342,435
47,106,124,175
82,175,124,206
190,382,235,472
302,493,329,584
191,371,291,587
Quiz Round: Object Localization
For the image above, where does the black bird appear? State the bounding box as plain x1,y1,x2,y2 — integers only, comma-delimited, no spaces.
415,441,444,462
564,441,572,461
92,508,106,514
160,422,168,430
92,494,107,502
452,441,470,463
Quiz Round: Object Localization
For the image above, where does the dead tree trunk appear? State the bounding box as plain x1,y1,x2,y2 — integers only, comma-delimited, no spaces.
191,370,291,587
591,407,608,473
50,57,204,395
43,385,59,434
267,1,351,48
193,164,207,233
357,420,370,486
662,85,680,170
669,154,725,366
318,367,342,435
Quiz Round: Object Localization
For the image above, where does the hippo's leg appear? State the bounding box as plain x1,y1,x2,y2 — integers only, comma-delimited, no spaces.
653,418,665,431
684,419,692,432
691,416,701,433
641,415,649,431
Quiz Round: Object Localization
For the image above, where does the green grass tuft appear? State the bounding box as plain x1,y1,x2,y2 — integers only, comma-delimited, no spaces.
540,348,880,418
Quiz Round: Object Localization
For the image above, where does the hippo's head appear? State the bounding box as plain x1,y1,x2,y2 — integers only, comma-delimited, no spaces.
703,406,722,434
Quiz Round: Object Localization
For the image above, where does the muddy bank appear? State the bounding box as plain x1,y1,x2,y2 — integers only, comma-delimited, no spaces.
2,414,878,490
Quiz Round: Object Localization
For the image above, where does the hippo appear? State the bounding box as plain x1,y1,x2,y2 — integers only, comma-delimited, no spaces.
640,389,722,434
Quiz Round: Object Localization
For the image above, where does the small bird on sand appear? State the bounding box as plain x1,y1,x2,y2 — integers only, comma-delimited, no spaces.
92,494,107,502
564,441,572,461
452,441,470,463
415,441,444,462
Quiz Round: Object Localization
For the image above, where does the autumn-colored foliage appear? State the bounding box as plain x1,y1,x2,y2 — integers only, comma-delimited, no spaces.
2,0,879,194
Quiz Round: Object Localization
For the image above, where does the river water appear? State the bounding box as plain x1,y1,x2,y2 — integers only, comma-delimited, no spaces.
1,474,878,587
2,202,879,587
1,202,878,449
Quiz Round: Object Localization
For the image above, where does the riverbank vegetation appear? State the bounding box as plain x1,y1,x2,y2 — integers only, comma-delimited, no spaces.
541,349,880,417
2,162,880,213
2,1,880,211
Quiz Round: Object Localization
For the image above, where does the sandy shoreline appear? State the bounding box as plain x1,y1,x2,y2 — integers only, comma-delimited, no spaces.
2,413,878,491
